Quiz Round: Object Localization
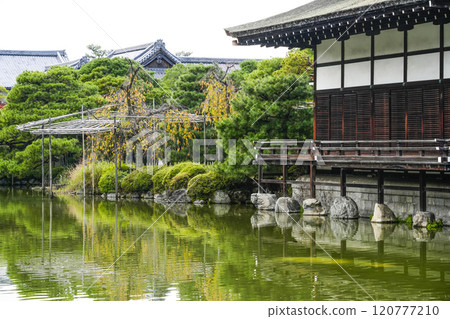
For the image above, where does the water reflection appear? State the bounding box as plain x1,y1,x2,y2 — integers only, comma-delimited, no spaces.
0,190,449,301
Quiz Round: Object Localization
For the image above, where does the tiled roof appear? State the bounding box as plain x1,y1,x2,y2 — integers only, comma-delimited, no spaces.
225,0,428,37
0,50,69,89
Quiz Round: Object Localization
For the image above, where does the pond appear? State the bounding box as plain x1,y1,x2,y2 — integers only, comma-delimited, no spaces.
0,189,449,301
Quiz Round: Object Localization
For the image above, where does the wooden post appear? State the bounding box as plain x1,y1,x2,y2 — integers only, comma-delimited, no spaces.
82,105,86,199
258,164,263,193
48,118,52,198
340,168,346,197
114,116,118,200
377,169,384,204
282,165,288,197
419,170,426,211
92,134,95,196
41,117,45,196
203,114,206,165
310,164,316,198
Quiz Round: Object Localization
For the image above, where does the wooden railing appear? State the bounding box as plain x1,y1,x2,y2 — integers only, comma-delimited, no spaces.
255,139,450,171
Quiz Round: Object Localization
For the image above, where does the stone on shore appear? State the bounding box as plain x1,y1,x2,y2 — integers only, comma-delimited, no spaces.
212,190,231,204
413,211,436,228
106,193,118,201
250,193,277,210
193,199,205,206
303,198,327,216
371,203,396,223
330,196,359,219
167,189,192,203
275,197,301,213
142,191,153,200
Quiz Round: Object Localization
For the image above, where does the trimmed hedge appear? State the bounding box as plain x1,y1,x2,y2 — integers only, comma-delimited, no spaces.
168,172,190,190
121,170,153,193
98,169,128,193
186,171,224,200
151,166,171,193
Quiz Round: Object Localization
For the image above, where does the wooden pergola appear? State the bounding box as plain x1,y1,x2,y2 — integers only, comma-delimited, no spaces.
16,104,212,199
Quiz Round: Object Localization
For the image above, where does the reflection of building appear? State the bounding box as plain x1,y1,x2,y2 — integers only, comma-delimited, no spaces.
0,50,69,90
63,39,247,78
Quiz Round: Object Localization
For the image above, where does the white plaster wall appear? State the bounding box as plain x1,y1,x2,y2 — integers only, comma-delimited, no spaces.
317,39,341,63
445,23,450,48
345,33,371,60
344,61,371,87
444,51,450,79
374,57,404,85
408,53,440,82
408,22,440,52
317,65,341,90
375,28,404,56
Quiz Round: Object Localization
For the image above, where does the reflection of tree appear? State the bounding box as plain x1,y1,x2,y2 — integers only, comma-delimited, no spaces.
1,192,449,301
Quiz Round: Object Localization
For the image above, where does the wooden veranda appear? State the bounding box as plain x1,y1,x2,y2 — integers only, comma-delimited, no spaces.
255,139,450,212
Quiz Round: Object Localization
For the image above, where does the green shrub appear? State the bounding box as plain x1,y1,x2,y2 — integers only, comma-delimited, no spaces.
121,170,153,193
99,168,128,193
169,172,190,190
179,162,207,176
151,166,171,193
161,162,192,188
168,162,207,190
187,171,224,200
65,161,116,193
426,220,443,231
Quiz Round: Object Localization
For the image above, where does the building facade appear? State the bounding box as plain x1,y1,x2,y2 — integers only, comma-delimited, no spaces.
226,0,450,141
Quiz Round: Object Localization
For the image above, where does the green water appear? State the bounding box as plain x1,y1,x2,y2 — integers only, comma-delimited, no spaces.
0,189,449,301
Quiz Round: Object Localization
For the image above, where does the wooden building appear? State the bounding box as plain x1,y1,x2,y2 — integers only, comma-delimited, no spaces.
226,0,450,141
63,40,246,78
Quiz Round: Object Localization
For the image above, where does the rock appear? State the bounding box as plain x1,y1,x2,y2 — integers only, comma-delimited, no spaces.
212,190,231,204
275,197,301,213
303,215,326,231
371,223,396,241
154,194,166,203
250,193,277,210
331,219,359,240
330,196,359,219
166,204,189,217
193,199,205,206
106,193,118,201
250,211,276,228
129,193,141,199
371,203,396,223
168,189,192,203
142,192,153,200
154,190,172,203
213,204,231,216
413,211,436,228
302,198,327,216
230,190,248,203
413,228,435,242
275,212,300,230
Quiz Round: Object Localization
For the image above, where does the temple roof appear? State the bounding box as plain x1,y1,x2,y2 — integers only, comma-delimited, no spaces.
0,50,69,89
225,0,449,48
64,40,247,78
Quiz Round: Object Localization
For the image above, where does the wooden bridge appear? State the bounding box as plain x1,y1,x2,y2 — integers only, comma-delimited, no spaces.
254,139,450,212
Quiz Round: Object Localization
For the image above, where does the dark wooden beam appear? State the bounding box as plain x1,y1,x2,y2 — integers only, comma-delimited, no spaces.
377,169,384,204
310,164,316,198
419,170,427,211
340,168,347,197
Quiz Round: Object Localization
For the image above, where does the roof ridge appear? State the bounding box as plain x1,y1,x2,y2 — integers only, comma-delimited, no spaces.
0,50,68,57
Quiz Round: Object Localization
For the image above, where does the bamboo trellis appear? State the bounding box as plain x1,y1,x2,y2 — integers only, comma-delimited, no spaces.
16,104,214,199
